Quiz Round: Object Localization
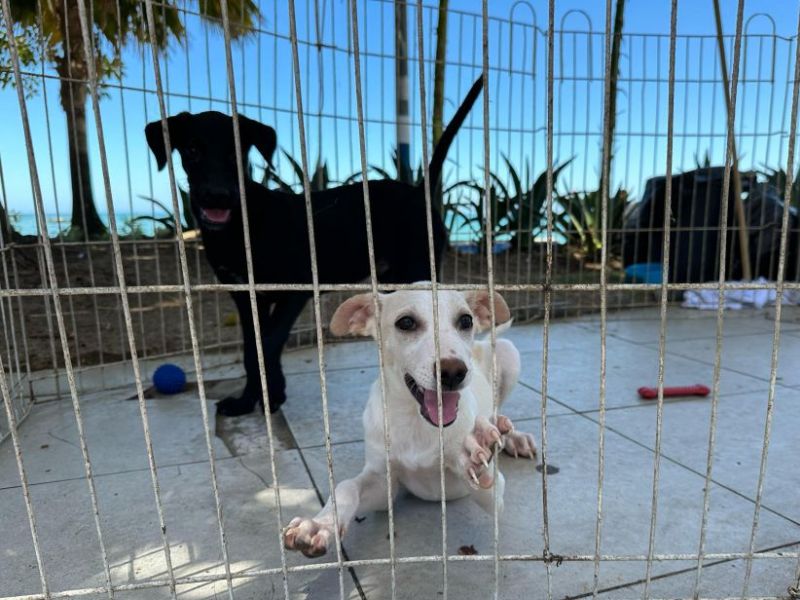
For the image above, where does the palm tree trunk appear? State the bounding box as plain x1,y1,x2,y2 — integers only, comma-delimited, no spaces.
431,0,448,212
64,84,105,236
600,0,624,198
431,0,448,147
56,1,106,239
0,202,13,246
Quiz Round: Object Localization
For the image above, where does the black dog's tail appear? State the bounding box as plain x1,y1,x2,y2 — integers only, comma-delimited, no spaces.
426,75,484,191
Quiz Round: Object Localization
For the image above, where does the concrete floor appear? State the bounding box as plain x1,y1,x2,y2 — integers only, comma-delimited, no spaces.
2,306,800,599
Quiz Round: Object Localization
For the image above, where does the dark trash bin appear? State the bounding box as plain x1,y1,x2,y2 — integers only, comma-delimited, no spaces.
622,167,799,283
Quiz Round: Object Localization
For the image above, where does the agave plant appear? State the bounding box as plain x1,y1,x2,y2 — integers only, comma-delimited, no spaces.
132,188,195,236
364,147,424,185
759,165,800,208
262,149,335,193
345,147,462,232
554,186,630,261
447,156,572,250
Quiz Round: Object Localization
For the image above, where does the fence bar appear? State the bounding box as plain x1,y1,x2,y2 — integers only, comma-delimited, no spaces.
691,0,749,595
74,0,184,594
347,0,398,596
478,2,504,599
643,0,680,597
112,0,149,358
286,2,348,598
3,3,800,599
741,4,800,597
591,0,614,596
58,0,107,377
0,160,33,415
0,354,49,597
35,0,79,385
2,279,800,300
139,47,169,358
537,1,556,597
141,1,237,596
0,2,116,597
217,0,293,595
414,1,450,597
3,548,798,600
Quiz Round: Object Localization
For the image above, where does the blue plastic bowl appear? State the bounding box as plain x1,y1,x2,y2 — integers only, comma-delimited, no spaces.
624,262,662,284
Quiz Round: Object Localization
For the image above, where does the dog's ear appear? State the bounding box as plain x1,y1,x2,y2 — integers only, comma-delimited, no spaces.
464,290,511,332
330,293,378,337
238,114,277,166
145,112,191,171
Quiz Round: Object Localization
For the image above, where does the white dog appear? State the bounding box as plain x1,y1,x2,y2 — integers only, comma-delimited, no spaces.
283,287,537,558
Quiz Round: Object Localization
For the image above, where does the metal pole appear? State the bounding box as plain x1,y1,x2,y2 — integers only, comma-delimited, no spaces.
395,0,412,181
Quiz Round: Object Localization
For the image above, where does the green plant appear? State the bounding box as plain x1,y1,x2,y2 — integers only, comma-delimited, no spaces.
759,165,800,208
264,150,335,193
694,150,713,170
133,188,194,236
342,147,424,186
447,156,572,250
555,186,631,261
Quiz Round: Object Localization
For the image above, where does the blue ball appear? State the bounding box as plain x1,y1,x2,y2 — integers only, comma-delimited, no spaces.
153,363,187,395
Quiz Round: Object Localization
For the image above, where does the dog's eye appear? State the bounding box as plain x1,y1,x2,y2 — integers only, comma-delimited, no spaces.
395,316,417,331
457,314,473,331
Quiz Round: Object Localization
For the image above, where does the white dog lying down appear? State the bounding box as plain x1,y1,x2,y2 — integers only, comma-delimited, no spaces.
283,287,537,558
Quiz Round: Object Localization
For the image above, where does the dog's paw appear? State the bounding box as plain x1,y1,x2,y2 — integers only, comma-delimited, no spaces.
503,430,538,459
283,517,335,558
461,415,514,489
215,395,262,417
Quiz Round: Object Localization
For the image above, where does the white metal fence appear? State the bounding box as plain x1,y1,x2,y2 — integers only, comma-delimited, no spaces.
1,0,800,598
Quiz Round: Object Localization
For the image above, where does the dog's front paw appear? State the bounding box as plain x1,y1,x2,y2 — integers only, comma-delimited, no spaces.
503,430,538,459
283,517,335,558
461,415,514,489
215,394,262,417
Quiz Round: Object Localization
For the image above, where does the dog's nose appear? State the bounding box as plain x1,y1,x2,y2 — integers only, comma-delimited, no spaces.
438,358,468,390
201,185,232,200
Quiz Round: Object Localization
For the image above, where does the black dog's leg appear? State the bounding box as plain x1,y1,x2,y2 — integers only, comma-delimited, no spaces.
259,293,310,413
216,292,309,416
216,291,273,417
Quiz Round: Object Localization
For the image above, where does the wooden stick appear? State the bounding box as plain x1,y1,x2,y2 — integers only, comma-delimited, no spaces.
712,0,752,281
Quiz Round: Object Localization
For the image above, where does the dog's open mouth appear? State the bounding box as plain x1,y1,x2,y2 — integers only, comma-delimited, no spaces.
404,374,460,427
200,208,232,226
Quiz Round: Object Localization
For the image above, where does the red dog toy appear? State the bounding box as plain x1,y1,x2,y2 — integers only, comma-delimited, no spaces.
637,384,710,400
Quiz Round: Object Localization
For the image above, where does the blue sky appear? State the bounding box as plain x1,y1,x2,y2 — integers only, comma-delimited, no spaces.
1,0,799,231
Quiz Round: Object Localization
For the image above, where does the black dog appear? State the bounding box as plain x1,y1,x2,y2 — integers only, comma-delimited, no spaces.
145,77,483,417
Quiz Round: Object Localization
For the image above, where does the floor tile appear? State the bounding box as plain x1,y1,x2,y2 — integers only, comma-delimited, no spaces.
294,414,799,599
603,387,800,523
515,336,766,413
0,450,360,599
593,553,799,599
579,307,797,345
646,330,800,388
0,392,231,488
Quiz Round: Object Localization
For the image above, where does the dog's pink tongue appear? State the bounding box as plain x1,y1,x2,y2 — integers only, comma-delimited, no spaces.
423,389,460,426
202,208,231,223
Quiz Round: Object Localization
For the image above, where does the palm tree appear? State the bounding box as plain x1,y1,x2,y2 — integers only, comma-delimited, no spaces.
1,1,258,239
599,0,624,199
